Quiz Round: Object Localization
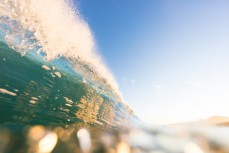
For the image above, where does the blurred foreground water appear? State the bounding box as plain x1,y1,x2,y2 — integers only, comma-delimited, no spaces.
0,123,229,153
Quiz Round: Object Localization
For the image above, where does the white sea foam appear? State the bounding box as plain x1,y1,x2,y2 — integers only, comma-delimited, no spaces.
0,0,119,93
54,72,61,78
42,65,51,71
0,88,17,96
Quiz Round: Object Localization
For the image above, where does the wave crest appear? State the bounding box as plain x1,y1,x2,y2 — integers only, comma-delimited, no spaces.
0,0,120,93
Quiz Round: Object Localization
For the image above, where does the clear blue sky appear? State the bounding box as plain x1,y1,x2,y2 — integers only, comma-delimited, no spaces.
76,0,229,124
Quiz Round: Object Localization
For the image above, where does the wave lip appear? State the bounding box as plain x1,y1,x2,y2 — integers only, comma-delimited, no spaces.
0,0,119,93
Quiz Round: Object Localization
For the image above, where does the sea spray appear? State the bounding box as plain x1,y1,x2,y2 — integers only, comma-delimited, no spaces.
0,0,119,94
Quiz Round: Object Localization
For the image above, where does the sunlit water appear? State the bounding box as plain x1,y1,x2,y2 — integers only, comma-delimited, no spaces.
1,123,229,153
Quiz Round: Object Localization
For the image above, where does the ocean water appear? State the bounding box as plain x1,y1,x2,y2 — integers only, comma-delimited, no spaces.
0,0,136,128
0,1,229,153
0,41,136,128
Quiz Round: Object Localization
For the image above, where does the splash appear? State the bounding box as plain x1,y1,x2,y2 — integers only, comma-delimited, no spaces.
0,0,119,93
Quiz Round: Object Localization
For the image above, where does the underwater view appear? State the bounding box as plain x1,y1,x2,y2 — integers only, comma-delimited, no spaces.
0,0,229,153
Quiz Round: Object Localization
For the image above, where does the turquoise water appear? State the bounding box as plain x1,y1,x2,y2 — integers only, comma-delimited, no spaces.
0,41,136,128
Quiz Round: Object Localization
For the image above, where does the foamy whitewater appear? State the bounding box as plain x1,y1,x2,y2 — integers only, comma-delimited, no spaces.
0,0,119,93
